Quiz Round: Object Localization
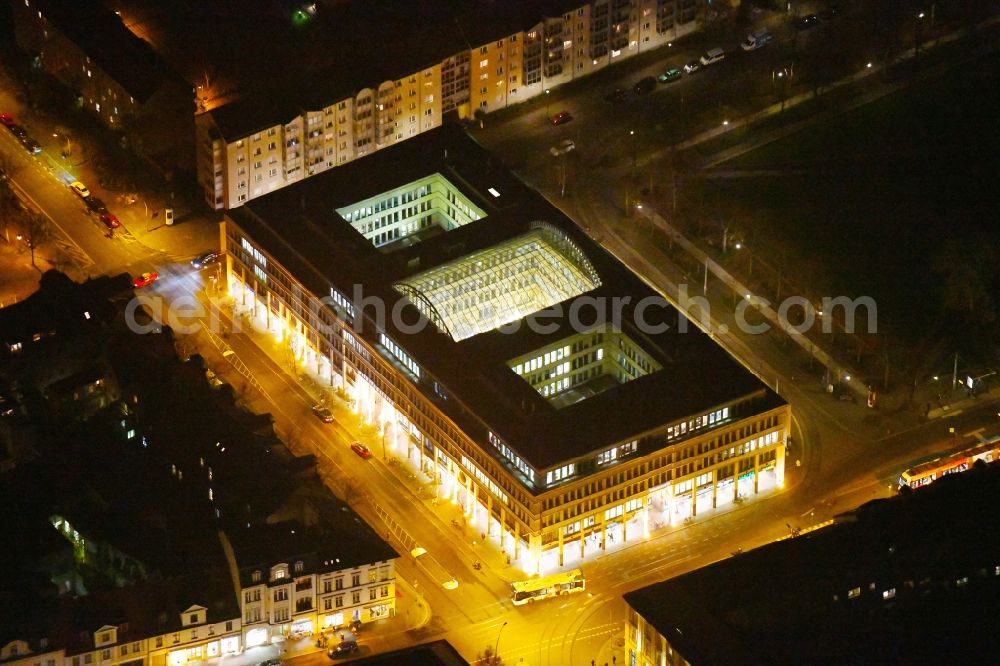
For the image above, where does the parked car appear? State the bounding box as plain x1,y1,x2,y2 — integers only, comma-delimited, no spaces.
70,181,91,198
132,272,159,288
327,641,358,658
191,251,219,268
550,139,575,156
550,111,573,125
19,135,41,154
350,442,373,459
603,88,626,103
682,60,701,74
84,196,107,214
312,405,335,423
633,76,656,94
99,212,121,229
0,113,15,127
699,47,726,67
657,68,682,83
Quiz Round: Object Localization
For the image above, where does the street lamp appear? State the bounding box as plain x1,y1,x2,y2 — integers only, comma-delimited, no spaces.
381,422,391,460
52,132,72,161
544,89,551,119
494,621,508,665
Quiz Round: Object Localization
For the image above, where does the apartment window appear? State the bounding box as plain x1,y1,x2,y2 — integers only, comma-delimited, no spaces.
352,591,360,604
268,142,276,150
479,59,488,68
351,574,360,587
335,596,344,608
101,650,110,661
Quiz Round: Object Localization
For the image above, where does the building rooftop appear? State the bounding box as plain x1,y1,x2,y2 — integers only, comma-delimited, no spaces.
104,0,582,138
624,463,1000,666
229,126,780,481
225,502,399,586
27,0,186,103
351,640,468,665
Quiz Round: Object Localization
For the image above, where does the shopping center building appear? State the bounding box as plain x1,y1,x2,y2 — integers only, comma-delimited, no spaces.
221,125,789,573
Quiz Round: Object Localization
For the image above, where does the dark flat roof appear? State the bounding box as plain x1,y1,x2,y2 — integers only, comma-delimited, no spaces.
227,504,398,586
30,0,185,102
229,125,780,476
352,640,468,666
109,0,581,139
624,463,1000,666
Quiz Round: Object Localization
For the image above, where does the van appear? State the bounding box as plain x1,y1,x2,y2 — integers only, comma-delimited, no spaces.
741,31,772,51
699,47,725,66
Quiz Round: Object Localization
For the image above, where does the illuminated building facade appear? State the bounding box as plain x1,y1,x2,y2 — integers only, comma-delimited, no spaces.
194,0,703,209
227,523,397,646
222,126,789,573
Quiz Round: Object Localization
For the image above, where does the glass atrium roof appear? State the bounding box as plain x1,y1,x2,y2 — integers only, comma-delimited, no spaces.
394,222,601,341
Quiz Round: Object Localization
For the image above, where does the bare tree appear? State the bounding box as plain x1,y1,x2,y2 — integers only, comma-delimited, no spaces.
22,210,53,269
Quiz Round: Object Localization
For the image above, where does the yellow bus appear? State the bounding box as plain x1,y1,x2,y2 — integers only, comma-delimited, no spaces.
510,568,586,606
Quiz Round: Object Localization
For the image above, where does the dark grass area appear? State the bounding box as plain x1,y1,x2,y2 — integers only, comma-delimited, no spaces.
685,49,1000,350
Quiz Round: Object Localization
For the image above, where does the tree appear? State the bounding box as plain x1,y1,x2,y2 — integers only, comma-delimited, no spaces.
22,210,53,269
933,237,998,320
0,157,23,243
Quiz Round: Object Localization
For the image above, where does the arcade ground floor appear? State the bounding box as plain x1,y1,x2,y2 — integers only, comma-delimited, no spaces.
224,280,786,576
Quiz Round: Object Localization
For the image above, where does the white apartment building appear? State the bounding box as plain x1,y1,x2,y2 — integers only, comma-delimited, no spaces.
198,0,704,210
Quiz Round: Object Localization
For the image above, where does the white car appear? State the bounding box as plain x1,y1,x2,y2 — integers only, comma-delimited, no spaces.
550,139,575,156
69,181,90,198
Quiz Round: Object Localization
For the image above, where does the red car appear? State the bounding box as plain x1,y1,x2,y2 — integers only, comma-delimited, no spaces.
350,442,373,459
0,113,15,127
550,111,573,125
100,212,121,229
132,271,159,288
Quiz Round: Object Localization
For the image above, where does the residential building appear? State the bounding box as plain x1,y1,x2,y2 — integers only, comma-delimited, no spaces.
8,0,705,207
182,0,704,209
10,0,195,171
221,125,788,574
226,518,397,645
